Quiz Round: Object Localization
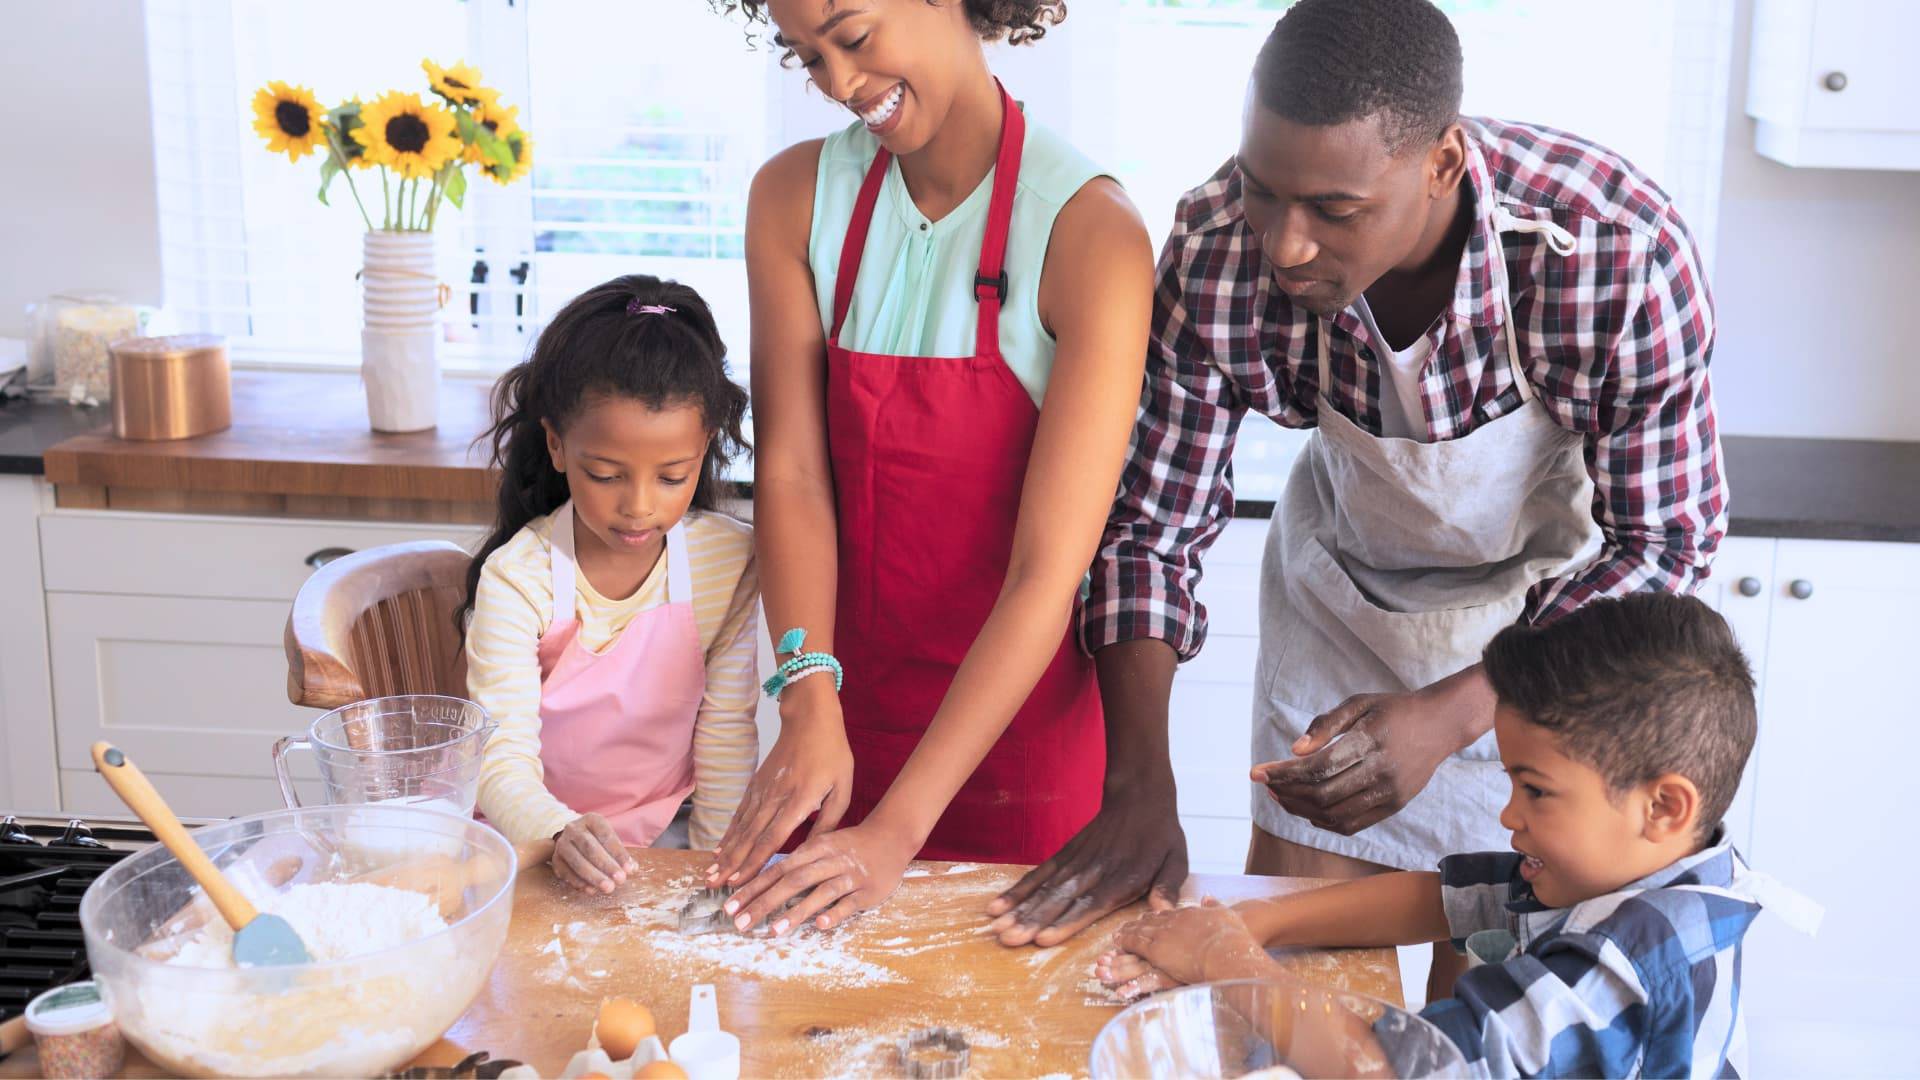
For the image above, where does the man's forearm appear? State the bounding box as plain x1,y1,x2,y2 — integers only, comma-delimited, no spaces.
1093,638,1179,789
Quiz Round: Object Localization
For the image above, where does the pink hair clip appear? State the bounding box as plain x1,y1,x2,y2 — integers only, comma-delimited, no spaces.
626,299,676,316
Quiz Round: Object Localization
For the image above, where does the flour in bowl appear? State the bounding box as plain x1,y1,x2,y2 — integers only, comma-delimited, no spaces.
166,882,449,967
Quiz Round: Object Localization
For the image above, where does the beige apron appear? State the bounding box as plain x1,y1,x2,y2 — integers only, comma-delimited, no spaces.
1251,209,1603,869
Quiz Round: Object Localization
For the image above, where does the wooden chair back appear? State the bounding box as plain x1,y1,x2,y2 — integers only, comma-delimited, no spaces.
285,541,474,709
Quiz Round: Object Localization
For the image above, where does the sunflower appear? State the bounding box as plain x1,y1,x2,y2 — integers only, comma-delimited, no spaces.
423,59,492,108
482,130,533,186
354,91,461,179
251,81,326,162
464,99,521,164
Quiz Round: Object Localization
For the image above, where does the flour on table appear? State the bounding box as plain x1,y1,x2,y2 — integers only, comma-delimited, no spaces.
640,926,902,987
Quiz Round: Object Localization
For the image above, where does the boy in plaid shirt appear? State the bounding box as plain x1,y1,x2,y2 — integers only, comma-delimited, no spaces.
1100,593,1811,1077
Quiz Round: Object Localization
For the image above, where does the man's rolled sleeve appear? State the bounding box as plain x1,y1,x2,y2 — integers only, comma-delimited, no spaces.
1083,231,1246,661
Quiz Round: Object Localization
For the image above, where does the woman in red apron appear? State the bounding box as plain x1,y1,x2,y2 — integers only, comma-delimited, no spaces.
708,0,1153,934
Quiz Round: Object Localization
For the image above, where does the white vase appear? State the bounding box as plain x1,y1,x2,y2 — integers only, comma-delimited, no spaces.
360,230,442,433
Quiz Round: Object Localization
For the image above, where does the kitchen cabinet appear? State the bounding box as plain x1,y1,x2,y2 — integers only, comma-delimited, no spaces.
37,509,483,814
1740,538,1919,1076
1696,535,1777,855
1747,0,1920,169
0,476,58,812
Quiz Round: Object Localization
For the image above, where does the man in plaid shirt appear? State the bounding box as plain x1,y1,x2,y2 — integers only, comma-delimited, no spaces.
988,0,1726,989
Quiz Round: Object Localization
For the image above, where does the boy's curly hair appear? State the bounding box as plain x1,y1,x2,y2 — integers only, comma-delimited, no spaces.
715,0,1065,52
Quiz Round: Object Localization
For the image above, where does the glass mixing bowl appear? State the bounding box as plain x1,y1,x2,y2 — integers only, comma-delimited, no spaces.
1090,978,1468,1079
79,804,515,1078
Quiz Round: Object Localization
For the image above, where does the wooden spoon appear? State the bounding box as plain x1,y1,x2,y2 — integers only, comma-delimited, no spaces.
90,742,310,967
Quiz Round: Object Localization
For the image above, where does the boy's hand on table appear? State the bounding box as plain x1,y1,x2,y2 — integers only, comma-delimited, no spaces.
1095,947,1184,1000
1111,898,1271,985
551,813,638,894
708,687,854,888
722,819,914,934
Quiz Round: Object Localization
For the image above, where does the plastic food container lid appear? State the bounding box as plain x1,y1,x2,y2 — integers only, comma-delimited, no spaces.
24,981,114,1037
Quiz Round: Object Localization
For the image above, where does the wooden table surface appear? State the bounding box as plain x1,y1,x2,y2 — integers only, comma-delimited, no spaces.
2,852,1400,1078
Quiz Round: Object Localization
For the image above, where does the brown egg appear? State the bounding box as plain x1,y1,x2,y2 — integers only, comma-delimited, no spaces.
595,997,656,1060
634,1062,689,1080
579,1073,613,1080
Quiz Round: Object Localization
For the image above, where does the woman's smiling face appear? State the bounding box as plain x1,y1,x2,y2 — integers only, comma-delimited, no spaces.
765,0,976,156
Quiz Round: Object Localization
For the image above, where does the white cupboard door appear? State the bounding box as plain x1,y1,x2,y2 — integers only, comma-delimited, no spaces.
46,592,315,777
1801,0,1920,133
0,476,58,810
1743,539,1919,1076
1696,535,1776,855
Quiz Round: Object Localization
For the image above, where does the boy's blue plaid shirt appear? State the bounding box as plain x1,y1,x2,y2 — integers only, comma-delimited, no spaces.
1379,830,1778,1078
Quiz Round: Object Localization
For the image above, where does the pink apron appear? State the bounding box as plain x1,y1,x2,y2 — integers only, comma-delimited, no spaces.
535,503,706,847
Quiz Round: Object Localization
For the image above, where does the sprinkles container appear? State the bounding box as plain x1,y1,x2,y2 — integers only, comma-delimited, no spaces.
24,981,124,1079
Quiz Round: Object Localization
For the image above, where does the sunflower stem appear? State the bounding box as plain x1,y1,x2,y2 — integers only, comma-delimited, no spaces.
325,128,374,232
380,167,392,230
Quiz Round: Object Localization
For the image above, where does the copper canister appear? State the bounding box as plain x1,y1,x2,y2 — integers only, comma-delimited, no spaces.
108,334,233,440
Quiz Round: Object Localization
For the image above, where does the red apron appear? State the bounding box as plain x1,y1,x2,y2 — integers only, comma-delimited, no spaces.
823,83,1105,863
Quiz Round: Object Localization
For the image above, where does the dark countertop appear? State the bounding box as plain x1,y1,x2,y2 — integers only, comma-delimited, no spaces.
3,391,1915,542
1719,435,1920,543
0,397,109,475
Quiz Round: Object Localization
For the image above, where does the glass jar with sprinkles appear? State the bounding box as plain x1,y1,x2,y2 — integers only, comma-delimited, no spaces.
24,981,125,1079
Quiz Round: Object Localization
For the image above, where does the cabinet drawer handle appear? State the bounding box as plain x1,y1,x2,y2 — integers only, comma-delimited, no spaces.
1822,71,1848,92
1788,579,1814,600
304,547,356,569
1737,576,1762,598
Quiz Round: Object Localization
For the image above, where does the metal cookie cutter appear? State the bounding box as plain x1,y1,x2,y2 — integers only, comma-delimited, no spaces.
899,1027,970,1079
675,884,735,936
674,855,790,936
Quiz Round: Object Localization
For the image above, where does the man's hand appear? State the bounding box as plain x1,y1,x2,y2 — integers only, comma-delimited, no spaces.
550,813,638,894
1257,666,1496,836
985,791,1187,947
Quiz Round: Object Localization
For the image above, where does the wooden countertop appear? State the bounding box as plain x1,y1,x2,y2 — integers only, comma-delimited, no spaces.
2,852,1402,1079
40,369,498,504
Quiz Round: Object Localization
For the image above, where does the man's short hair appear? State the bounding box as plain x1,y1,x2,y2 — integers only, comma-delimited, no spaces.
1253,0,1464,154
1483,592,1757,843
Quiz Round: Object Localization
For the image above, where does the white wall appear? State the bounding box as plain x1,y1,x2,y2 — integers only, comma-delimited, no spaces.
0,0,163,340
3,0,1917,441
1710,0,1920,441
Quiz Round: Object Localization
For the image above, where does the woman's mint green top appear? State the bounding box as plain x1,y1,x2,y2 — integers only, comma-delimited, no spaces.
808,109,1107,407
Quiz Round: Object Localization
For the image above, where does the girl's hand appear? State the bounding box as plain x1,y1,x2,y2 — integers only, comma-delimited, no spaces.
708,682,854,888
1095,947,1185,1000
551,813,638,894
1112,898,1268,986
721,820,913,934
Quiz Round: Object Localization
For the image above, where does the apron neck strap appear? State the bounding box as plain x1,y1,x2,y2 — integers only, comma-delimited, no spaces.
829,78,1026,359
548,505,694,624
1313,206,1577,406
663,520,692,604
549,501,578,631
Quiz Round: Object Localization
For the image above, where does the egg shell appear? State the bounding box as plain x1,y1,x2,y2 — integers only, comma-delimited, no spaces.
635,1062,689,1080
595,997,656,1061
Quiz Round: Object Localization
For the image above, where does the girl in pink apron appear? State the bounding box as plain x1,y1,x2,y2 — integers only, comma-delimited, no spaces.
458,275,758,893
709,0,1155,936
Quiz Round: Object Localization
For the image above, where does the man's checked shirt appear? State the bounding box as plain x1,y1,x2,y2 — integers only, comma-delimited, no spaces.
1382,832,1764,1077
1084,117,1725,659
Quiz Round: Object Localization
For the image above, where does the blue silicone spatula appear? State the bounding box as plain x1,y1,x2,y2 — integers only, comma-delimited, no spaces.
91,741,310,967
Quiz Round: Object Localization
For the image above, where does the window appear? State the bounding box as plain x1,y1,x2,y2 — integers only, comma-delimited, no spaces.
147,0,1732,493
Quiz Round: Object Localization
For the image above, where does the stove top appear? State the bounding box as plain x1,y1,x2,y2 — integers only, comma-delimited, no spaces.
0,813,180,1036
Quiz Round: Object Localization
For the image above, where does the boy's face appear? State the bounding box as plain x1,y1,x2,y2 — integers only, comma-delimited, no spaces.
1493,704,1697,908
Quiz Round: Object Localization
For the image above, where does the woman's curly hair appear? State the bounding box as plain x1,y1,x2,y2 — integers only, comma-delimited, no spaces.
714,0,1066,50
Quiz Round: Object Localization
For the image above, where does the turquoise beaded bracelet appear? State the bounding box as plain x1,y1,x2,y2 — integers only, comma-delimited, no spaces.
761,628,843,699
